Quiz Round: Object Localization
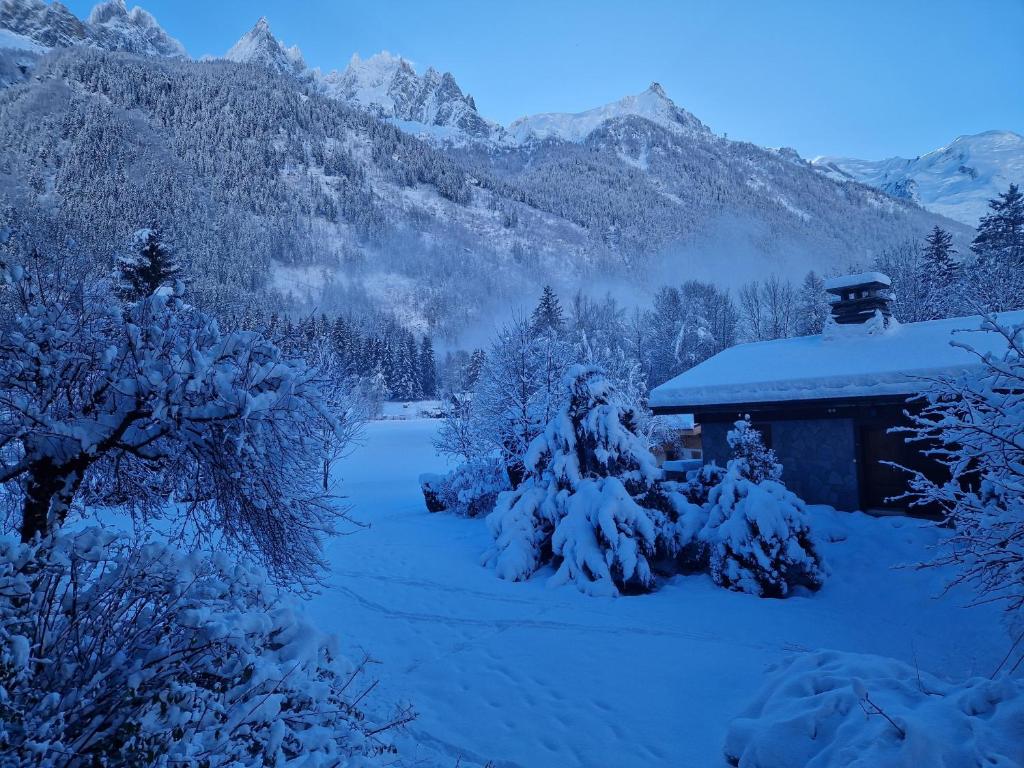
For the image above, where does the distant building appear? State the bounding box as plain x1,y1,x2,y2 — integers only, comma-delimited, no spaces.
650,273,1024,514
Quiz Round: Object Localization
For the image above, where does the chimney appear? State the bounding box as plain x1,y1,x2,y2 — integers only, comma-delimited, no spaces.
823,272,893,326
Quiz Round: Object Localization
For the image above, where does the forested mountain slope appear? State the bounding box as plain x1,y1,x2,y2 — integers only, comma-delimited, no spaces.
0,1,969,339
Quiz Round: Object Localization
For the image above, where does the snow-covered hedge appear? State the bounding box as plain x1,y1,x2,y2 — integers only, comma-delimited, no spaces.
420,456,510,517
0,528,410,766
724,650,1024,767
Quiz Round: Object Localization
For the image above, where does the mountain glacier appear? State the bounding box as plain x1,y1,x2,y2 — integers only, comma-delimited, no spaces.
813,131,1023,226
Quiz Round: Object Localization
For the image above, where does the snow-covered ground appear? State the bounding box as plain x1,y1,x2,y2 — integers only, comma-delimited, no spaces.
310,418,1008,767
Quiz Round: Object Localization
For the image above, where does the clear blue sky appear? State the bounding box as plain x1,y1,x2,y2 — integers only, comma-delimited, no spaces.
65,0,1024,159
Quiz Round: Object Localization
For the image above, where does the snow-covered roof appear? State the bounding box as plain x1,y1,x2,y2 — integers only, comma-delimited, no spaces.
649,311,1024,410
823,271,891,291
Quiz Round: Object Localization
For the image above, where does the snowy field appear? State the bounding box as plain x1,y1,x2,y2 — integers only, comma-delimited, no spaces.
310,418,1008,767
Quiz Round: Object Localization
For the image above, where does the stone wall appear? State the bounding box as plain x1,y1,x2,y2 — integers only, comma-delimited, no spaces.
698,417,860,511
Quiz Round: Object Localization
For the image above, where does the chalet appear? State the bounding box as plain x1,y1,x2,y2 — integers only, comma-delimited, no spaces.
650,272,1024,514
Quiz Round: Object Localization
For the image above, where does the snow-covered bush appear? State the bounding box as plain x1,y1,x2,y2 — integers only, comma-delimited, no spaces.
484,366,677,595
0,264,350,582
681,462,727,506
726,418,782,483
898,315,1024,654
420,456,510,517
724,650,1024,768
703,420,826,597
0,527,411,767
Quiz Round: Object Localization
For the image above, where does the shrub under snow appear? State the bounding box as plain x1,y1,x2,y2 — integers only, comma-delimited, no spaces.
420,456,511,518
704,420,826,597
724,650,1024,768
0,528,411,767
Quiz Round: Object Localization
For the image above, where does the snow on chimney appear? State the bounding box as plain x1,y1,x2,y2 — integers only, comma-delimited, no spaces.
823,272,893,327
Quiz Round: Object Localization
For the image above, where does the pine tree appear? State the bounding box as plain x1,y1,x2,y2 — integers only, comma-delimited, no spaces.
920,226,959,320
484,366,667,595
113,225,181,302
703,420,826,597
419,335,437,398
464,349,486,390
726,418,782,483
972,184,1024,311
530,285,565,336
972,183,1024,266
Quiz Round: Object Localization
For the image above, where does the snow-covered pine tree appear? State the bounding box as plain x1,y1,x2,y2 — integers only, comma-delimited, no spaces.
795,270,829,336
703,419,826,597
530,285,565,336
399,331,422,400
113,225,181,302
419,335,437,398
725,418,782,483
464,348,486,390
485,366,680,595
921,226,960,320
972,183,1024,312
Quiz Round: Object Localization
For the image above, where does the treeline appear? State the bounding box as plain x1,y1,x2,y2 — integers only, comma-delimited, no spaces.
271,312,438,403
441,182,1024,399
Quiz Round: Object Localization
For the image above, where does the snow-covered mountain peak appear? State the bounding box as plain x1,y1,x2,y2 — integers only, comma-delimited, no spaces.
319,50,503,143
508,82,709,144
225,16,306,76
812,130,1024,226
647,81,667,98
0,0,184,57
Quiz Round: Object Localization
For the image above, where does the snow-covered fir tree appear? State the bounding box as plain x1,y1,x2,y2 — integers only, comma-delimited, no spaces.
972,183,1024,312
920,225,959,320
463,316,573,486
724,418,782,484
419,335,438,398
702,419,827,597
113,225,181,302
530,285,565,336
484,366,672,595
